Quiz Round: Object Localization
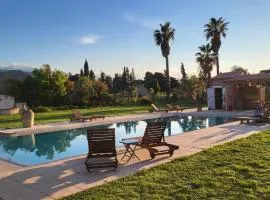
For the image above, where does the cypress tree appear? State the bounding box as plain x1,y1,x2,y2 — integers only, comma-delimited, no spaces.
80,69,84,76
84,59,89,76
89,69,96,80
180,62,187,79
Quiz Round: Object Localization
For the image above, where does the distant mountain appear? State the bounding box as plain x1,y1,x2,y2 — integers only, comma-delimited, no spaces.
0,70,31,80
0,64,35,73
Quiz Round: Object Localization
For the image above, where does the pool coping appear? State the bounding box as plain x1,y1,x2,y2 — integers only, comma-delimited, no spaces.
0,109,254,137
0,109,254,168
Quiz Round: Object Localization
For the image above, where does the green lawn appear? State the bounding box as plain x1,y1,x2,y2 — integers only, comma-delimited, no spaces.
0,105,151,129
63,130,270,200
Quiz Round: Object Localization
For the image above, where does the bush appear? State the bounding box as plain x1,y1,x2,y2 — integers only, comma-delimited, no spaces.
139,96,153,105
53,105,79,110
170,92,178,102
32,106,53,113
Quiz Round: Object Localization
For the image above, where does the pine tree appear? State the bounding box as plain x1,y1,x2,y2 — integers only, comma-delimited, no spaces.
84,59,89,76
80,69,84,76
89,69,95,80
180,62,187,79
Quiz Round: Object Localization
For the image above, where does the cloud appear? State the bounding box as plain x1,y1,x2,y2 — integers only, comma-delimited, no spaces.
0,63,36,72
123,13,161,29
75,34,101,45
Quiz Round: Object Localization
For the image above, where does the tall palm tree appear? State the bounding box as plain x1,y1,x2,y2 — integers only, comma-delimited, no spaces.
154,22,175,101
204,17,229,75
195,43,215,85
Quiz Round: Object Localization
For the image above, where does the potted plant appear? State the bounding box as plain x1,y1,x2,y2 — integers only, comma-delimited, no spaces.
196,94,204,112
194,78,205,112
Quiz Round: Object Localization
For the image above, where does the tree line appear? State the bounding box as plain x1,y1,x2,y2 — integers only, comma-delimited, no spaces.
3,60,186,107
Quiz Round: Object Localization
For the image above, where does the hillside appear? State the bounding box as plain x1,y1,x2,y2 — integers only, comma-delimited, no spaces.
0,70,31,80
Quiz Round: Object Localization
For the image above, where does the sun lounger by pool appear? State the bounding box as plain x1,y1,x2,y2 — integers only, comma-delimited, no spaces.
85,128,118,172
235,108,270,124
71,109,105,122
122,122,179,159
166,104,187,112
150,104,169,113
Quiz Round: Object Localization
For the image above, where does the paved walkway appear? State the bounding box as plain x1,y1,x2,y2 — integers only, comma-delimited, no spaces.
0,119,268,200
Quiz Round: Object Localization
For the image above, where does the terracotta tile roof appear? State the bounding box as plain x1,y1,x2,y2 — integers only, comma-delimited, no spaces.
212,72,270,82
211,72,246,80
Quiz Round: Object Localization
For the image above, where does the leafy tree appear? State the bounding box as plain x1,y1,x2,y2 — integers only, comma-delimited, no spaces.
154,72,167,92
3,78,23,101
84,59,89,76
89,69,95,80
154,22,175,101
231,65,248,73
178,75,200,101
105,75,113,92
144,71,154,81
22,64,68,106
144,79,160,94
180,63,187,80
195,44,215,85
68,74,79,82
112,73,123,93
204,17,229,75
93,80,109,105
170,77,179,89
73,76,92,105
50,70,68,105
65,80,75,104
21,76,40,106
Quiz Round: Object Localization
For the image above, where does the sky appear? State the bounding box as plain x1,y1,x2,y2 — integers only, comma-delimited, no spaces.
0,0,270,79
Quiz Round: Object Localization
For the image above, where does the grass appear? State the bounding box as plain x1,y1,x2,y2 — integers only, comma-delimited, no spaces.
0,105,151,129
63,130,270,200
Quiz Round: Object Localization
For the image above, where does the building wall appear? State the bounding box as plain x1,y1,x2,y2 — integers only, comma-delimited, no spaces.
0,95,15,109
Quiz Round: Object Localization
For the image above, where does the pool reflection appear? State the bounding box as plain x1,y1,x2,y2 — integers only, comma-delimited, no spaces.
0,116,230,165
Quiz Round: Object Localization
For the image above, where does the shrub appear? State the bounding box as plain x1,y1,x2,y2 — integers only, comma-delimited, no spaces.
170,92,178,102
53,105,79,110
139,96,153,105
32,106,53,113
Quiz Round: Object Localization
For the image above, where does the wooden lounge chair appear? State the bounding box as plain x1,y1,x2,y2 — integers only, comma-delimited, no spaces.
166,104,186,112
122,122,179,159
235,108,270,124
150,104,169,113
85,128,118,172
71,109,105,122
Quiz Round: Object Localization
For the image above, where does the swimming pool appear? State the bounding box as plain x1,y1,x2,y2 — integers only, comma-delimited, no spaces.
0,116,231,165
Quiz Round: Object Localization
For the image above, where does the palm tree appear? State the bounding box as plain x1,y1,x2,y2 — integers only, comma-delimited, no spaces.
195,43,215,85
154,22,175,101
204,17,229,75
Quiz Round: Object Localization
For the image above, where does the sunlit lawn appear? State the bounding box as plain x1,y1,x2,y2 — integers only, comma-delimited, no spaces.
0,105,151,129
63,130,270,200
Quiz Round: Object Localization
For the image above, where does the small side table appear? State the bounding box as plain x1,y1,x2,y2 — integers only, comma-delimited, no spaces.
120,138,141,162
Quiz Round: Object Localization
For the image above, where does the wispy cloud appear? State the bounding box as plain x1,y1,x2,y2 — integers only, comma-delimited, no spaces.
75,34,101,45
123,13,161,29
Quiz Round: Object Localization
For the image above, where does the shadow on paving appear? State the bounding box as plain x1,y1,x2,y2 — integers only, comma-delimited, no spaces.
0,149,170,200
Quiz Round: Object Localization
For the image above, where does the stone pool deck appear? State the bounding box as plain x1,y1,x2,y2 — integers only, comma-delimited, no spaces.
0,109,265,200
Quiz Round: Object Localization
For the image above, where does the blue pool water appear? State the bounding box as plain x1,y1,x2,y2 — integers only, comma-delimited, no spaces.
0,116,231,165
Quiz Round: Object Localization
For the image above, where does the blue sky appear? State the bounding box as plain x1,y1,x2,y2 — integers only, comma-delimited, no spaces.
0,0,270,78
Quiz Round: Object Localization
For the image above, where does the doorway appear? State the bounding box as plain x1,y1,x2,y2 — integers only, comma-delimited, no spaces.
215,88,223,109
